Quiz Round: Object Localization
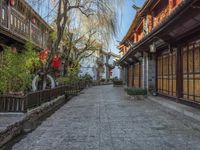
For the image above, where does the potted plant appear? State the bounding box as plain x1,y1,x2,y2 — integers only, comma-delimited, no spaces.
113,80,123,87
125,88,147,100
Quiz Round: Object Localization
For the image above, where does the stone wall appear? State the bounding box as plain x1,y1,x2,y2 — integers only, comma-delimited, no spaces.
0,95,68,148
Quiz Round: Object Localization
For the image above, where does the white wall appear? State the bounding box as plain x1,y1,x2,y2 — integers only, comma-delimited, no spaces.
79,55,98,80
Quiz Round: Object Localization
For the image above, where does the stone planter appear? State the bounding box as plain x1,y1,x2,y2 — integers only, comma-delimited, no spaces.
113,84,123,87
125,93,147,100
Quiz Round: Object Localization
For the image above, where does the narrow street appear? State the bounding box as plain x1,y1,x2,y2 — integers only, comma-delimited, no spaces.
12,85,200,150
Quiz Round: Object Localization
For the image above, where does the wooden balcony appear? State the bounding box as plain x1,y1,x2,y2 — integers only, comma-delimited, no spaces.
0,0,51,50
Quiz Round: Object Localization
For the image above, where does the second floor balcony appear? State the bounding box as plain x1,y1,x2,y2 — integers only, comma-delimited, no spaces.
0,0,51,49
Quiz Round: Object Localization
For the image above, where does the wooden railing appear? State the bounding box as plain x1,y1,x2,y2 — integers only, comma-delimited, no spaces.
0,81,91,113
0,2,49,49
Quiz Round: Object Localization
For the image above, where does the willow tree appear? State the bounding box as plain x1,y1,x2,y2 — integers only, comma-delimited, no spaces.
61,28,102,75
47,0,124,68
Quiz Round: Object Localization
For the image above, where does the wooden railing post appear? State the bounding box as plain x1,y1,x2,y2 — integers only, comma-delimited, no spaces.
24,95,28,113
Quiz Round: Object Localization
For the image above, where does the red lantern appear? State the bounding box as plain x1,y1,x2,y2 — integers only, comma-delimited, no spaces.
10,0,15,6
52,55,61,69
39,49,49,62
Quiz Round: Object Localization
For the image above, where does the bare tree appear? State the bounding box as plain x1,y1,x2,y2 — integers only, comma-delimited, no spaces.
45,0,124,67
61,25,102,75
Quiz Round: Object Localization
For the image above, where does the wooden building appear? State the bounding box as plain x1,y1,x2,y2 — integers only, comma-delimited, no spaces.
118,0,200,105
0,0,52,51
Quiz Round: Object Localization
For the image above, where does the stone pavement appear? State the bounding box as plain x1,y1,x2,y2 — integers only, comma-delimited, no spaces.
0,113,25,132
12,85,200,150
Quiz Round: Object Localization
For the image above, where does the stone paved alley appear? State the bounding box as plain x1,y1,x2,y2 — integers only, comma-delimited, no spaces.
12,85,200,150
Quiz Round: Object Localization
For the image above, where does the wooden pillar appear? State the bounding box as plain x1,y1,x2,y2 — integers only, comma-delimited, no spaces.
155,54,158,93
176,46,182,102
125,66,128,86
131,65,134,87
132,65,135,87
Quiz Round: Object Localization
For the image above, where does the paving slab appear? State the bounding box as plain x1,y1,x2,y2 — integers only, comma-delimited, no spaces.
11,85,200,150
0,113,25,132
148,96,200,122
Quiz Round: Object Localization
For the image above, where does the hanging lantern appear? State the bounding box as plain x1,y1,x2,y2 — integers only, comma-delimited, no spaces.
149,43,156,53
10,0,15,6
39,49,49,62
52,54,61,69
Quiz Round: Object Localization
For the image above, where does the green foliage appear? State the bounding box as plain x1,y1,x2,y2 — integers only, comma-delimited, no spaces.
57,71,93,85
100,78,106,82
0,43,40,94
24,41,40,71
57,76,71,85
50,31,57,43
79,74,93,82
125,88,147,96
113,80,123,85
68,63,80,81
57,63,81,85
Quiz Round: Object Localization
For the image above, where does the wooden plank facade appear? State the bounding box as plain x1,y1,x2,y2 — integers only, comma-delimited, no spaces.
157,50,176,97
181,40,200,103
0,0,51,50
127,62,143,88
119,0,200,106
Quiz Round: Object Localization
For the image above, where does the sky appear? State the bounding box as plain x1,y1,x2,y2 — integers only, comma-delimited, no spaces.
109,0,145,54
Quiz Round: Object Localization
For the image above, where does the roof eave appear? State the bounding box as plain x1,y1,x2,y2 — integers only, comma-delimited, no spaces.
119,0,196,64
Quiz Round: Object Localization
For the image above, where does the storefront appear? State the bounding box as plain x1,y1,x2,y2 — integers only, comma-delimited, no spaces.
126,62,143,88
157,50,176,97
119,0,200,106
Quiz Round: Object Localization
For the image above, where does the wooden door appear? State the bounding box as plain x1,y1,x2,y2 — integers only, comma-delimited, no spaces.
157,51,176,97
182,42,200,103
133,63,141,88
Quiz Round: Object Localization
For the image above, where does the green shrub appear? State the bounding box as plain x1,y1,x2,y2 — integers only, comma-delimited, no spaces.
57,76,71,85
57,73,93,85
113,80,123,85
100,78,105,82
125,88,147,95
80,74,93,82
0,42,40,94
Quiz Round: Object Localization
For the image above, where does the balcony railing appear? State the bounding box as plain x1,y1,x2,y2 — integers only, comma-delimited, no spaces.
0,2,50,49
153,6,169,28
